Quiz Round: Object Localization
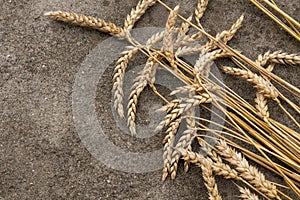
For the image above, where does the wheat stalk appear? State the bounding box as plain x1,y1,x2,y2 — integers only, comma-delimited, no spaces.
124,0,158,31
215,140,279,199
238,186,260,200
45,11,125,37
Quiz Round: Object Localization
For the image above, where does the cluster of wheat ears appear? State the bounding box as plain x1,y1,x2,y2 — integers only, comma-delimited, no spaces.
45,0,300,199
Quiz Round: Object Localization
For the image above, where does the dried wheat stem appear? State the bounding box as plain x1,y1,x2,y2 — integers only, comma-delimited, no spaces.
162,117,182,181
127,59,156,135
256,51,300,67
113,46,139,117
238,186,261,200
162,5,180,53
156,93,211,132
215,140,279,199
45,11,124,37
124,0,158,31
195,0,209,26
222,66,279,99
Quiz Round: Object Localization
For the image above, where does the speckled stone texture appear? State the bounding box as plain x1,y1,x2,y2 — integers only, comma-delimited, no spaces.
0,0,299,199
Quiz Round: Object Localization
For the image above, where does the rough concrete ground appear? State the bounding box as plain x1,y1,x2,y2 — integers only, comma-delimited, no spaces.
0,0,299,199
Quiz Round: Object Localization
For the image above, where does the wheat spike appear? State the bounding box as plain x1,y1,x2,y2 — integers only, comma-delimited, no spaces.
205,15,244,51
222,66,279,99
146,30,165,47
124,0,158,31
201,158,222,200
174,32,202,50
162,5,180,53
113,46,139,117
127,59,157,135
175,43,203,57
162,118,182,181
194,50,214,79
195,0,209,26
179,15,193,36
238,187,260,200
156,93,211,132
256,51,300,66
216,140,278,199
45,11,124,37
254,63,275,119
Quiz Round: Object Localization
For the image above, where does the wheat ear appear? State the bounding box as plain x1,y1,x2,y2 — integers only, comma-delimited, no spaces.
162,117,182,181
124,0,158,31
156,93,211,132
215,140,279,199
256,51,300,67
254,64,274,119
127,59,157,135
195,0,209,26
45,11,124,37
205,15,244,51
169,94,197,179
182,151,222,200
113,46,139,117
162,5,180,53
238,186,260,200
179,15,193,36
222,66,279,99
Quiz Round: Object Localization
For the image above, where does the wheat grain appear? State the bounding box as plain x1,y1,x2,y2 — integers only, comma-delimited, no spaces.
195,0,209,26
256,51,300,67
45,11,124,37
216,140,278,199
238,187,260,200
124,0,158,31
222,66,279,99
113,46,139,117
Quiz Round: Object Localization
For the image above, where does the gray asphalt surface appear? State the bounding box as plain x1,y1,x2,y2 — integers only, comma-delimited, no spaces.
0,0,299,199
